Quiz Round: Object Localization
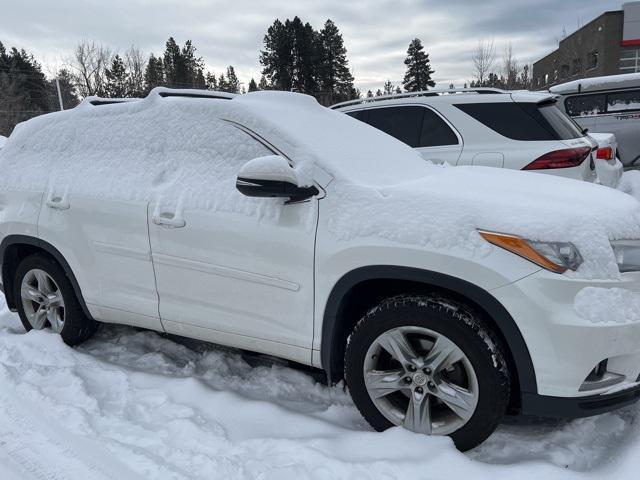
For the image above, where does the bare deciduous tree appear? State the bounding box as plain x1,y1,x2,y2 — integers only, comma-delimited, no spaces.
124,45,146,97
68,40,112,97
503,43,519,89
471,39,495,85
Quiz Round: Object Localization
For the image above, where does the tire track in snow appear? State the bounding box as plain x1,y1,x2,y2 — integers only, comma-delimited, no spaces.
0,389,141,480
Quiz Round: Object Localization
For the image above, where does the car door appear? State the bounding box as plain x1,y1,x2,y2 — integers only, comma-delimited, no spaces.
37,193,163,331
147,121,318,364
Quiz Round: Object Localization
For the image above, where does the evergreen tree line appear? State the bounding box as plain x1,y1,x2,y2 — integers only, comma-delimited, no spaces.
0,42,78,136
0,20,441,134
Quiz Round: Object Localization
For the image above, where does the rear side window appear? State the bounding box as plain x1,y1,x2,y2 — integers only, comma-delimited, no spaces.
420,109,458,147
564,94,606,116
607,89,640,112
536,103,584,140
455,102,582,141
365,106,424,147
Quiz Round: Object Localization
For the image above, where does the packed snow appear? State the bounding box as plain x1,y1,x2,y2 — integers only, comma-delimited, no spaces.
2,89,640,281
549,72,640,94
4,295,640,480
0,135,6,149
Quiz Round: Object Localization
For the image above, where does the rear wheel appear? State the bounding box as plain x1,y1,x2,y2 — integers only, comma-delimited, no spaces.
345,295,510,451
14,253,98,345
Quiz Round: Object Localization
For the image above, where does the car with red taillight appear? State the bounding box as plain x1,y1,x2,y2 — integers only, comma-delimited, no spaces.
332,88,598,183
589,132,623,188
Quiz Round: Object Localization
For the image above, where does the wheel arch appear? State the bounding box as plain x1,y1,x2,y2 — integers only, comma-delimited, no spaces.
320,266,537,404
0,234,93,320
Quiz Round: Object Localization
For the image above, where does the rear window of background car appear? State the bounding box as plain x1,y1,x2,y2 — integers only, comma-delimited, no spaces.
346,106,458,148
564,89,640,116
455,102,583,141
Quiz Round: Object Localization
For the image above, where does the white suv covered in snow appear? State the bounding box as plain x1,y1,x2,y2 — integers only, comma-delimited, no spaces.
332,88,618,184
2,88,640,450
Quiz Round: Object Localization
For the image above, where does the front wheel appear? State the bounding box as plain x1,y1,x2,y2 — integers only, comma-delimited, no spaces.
345,295,510,451
14,253,98,346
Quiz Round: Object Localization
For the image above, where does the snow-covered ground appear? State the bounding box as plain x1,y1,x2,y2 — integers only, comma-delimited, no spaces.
2,295,640,480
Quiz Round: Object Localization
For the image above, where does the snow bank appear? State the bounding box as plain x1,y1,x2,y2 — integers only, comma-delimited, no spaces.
618,170,640,202
0,135,6,149
3,296,640,479
574,287,640,324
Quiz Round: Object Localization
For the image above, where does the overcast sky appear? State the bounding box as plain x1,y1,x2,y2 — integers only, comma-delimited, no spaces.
0,0,624,91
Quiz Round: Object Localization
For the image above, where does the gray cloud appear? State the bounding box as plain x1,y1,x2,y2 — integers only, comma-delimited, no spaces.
0,0,624,91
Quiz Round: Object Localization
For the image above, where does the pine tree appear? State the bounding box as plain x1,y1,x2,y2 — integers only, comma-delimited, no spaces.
163,37,181,87
366,89,373,98
317,19,354,101
402,38,435,92
144,54,164,94
260,19,292,90
205,72,218,90
248,78,258,92
224,66,240,93
375,89,383,97
217,73,227,92
258,75,269,90
105,54,129,97
383,79,394,95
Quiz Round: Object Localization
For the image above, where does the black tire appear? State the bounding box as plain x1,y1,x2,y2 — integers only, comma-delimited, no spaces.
345,294,510,451
14,253,98,346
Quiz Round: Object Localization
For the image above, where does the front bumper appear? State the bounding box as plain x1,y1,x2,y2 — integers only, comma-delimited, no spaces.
492,270,640,401
522,384,640,418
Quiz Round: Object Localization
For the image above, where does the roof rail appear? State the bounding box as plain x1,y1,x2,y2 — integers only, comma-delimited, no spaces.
152,87,236,100
88,98,139,106
330,88,507,109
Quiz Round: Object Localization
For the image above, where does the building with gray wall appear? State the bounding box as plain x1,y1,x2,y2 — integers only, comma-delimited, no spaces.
533,2,640,89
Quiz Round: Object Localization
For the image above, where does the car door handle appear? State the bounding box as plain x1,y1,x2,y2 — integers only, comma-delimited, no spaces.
152,213,186,228
46,196,70,210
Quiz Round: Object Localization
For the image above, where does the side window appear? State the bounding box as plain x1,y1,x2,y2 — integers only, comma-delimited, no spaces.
606,89,640,113
564,94,606,117
365,106,424,147
419,109,458,147
455,103,554,141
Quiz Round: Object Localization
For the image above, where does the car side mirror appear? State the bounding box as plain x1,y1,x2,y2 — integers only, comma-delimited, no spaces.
236,155,318,201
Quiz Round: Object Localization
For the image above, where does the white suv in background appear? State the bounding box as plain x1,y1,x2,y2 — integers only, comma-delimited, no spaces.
332,88,621,185
2,89,640,451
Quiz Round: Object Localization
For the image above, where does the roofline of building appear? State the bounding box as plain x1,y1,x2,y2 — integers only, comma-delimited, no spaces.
533,9,623,67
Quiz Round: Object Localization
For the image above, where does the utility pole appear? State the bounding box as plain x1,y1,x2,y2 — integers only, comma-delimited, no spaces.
55,78,64,111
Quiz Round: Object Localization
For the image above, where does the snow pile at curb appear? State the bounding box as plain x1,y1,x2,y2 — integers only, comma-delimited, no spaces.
618,170,640,202
3,297,640,479
574,287,640,324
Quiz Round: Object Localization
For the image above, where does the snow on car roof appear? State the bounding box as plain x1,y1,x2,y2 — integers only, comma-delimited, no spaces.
550,72,640,94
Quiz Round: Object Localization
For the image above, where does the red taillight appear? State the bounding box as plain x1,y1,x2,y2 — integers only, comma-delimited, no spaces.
522,147,592,170
596,147,614,160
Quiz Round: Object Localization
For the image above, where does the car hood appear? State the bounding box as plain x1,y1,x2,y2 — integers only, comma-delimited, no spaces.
326,165,640,279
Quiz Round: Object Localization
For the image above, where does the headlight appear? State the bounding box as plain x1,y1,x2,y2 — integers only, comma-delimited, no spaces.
479,230,582,273
612,240,640,273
